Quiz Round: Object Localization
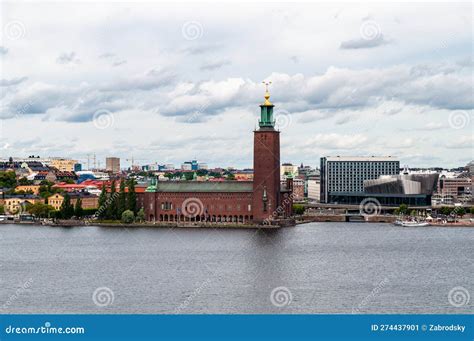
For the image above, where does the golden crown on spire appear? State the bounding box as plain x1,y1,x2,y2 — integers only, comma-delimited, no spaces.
262,81,272,106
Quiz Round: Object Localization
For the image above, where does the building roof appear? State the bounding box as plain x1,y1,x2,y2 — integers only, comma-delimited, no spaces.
146,181,253,193
323,156,398,162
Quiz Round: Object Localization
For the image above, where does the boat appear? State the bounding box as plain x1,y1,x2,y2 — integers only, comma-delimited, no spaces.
395,220,430,227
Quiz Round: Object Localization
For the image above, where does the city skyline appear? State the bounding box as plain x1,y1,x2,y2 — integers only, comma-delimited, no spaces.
1,2,472,168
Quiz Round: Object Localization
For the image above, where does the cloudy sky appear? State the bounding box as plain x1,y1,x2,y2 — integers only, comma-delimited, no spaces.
0,1,472,169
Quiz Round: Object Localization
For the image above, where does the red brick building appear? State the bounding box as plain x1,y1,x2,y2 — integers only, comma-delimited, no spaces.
142,89,293,224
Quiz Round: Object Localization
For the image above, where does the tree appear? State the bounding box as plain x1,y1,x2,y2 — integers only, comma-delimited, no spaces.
59,193,74,219
0,171,17,188
470,207,474,215
121,210,135,224
293,204,305,215
227,173,236,180
74,198,84,217
127,179,137,214
98,185,107,218
107,180,117,219
136,207,145,222
453,207,465,217
118,179,127,217
27,202,54,218
398,204,409,215
18,177,32,186
0,205,5,215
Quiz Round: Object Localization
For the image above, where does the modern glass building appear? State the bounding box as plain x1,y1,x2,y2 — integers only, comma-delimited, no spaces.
320,156,400,203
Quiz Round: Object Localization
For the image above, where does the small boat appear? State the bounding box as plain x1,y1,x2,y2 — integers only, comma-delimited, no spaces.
397,220,430,227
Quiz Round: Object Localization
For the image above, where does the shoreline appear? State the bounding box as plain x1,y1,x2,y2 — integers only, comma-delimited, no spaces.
2,219,473,228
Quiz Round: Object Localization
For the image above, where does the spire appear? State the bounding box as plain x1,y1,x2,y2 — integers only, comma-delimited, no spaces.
258,81,275,129
262,81,272,106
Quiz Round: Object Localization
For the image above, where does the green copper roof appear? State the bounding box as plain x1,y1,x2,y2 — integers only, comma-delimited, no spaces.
146,181,253,193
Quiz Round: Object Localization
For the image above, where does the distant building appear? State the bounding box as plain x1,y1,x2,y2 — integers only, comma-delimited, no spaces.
320,156,400,204
363,173,439,206
15,185,41,195
181,160,205,171
280,163,298,177
106,157,121,173
307,176,321,202
435,175,472,205
48,192,99,211
50,158,78,172
2,195,42,214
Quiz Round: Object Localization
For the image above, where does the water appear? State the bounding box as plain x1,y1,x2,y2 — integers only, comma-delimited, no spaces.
0,223,472,314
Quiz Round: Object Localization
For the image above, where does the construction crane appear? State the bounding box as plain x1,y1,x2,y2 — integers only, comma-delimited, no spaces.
125,156,147,170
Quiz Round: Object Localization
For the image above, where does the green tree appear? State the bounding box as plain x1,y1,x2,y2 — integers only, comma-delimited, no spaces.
59,193,74,219
293,204,305,215
98,185,107,218
470,207,474,215
74,198,84,217
227,173,236,180
127,179,137,214
121,209,135,224
27,202,54,218
453,207,466,217
0,205,5,214
107,180,117,219
136,207,145,222
118,179,127,217
398,204,409,215
0,171,17,188
18,177,32,185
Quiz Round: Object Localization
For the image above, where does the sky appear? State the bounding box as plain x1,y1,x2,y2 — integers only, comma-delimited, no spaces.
0,1,472,169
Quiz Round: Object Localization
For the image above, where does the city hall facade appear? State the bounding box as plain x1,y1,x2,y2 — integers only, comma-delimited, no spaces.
141,90,293,224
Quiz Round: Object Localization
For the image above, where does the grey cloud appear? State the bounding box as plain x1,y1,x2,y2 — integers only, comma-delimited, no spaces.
340,34,390,49
200,60,231,71
112,60,127,67
56,52,80,64
99,52,116,59
0,77,28,87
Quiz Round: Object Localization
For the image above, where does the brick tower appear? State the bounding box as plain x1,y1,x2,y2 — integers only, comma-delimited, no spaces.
252,83,281,223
